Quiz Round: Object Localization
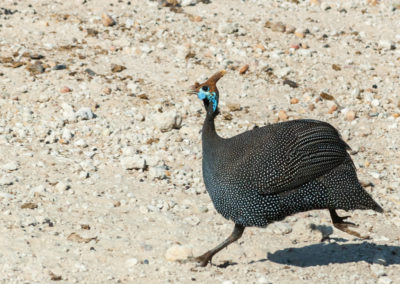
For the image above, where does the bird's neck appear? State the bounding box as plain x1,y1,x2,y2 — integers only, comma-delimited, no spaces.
202,112,222,148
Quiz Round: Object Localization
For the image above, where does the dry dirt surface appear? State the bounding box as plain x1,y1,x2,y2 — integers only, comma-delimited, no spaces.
1,0,400,283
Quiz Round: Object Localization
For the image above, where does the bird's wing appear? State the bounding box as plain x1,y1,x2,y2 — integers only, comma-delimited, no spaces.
231,120,350,195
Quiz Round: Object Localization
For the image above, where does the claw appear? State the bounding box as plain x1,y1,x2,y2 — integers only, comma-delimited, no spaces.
185,255,211,267
333,223,370,239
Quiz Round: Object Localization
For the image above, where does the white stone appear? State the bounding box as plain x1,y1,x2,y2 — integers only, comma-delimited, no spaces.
121,155,146,170
2,161,19,171
62,103,76,121
218,22,237,34
74,139,88,148
149,166,167,180
275,67,292,78
181,0,197,6
0,175,17,186
273,222,292,235
379,40,395,50
62,128,73,142
127,82,144,96
165,245,193,262
55,182,69,192
378,277,392,284
153,111,182,132
125,258,138,267
75,107,94,120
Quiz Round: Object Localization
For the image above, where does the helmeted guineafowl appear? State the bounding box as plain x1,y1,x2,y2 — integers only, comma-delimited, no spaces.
189,70,383,267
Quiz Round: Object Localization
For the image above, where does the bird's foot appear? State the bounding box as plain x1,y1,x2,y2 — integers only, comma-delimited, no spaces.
186,252,212,267
332,222,370,239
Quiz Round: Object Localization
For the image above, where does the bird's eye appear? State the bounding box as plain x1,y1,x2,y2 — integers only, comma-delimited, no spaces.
202,86,209,92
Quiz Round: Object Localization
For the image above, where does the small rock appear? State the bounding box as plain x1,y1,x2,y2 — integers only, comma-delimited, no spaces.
181,0,197,6
60,86,72,93
165,245,193,262
127,82,144,96
378,40,395,50
55,182,69,192
2,161,19,172
345,110,356,121
378,277,392,284
62,103,76,121
75,108,95,120
275,67,292,78
285,25,296,34
61,128,73,143
153,111,182,132
103,87,112,95
102,13,116,27
121,156,146,170
85,68,97,76
227,103,241,112
278,110,288,121
74,139,88,148
26,62,44,74
239,64,249,75
149,166,167,180
111,64,126,73
125,258,138,267
270,22,286,33
0,175,17,186
53,64,67,70
218,22,237,34
290,98,299,104
283,79,298,88
273,222,292,235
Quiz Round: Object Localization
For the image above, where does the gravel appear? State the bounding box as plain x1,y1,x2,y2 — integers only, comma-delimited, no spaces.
0,0,399,283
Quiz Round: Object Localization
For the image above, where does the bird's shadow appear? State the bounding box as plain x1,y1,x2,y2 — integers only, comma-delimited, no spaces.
262,242,400,267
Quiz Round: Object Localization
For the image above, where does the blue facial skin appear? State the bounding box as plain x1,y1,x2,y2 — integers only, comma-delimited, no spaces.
197,86,217,112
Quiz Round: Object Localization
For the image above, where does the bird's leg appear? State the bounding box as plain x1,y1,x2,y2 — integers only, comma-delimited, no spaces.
189,224,245,267
329,209,369,239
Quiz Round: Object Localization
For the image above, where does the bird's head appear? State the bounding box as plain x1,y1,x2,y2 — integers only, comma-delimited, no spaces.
191,70,226,117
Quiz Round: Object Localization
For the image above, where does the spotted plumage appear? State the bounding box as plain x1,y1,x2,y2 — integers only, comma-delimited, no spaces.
189,70,383,267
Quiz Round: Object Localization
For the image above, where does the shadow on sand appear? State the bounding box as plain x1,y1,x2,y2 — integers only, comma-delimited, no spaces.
265,242,400,267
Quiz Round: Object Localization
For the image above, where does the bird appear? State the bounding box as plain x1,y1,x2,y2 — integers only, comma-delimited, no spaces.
188,70,383,267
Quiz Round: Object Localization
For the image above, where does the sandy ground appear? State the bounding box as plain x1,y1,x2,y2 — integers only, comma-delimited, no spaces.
1,0,400,283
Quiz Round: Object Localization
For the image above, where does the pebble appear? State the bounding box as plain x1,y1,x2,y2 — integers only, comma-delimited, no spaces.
61,128,73,143
272,222,292,235
2,161,19,172
378,277,393,284
60,86,72,93
149,166,167,180
278,110,288,121
165,245,193,262
153,111,182,132
239,64,249,75
102,13,116,27
127,82,144,96
218,22,238,34
125,258,138,267
75,107,95,120
0,175,17,186
55,182,69,192
345,110,356,121
53,64,67,70
74,139,88,148
121,155,146,170
378,40,395,50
